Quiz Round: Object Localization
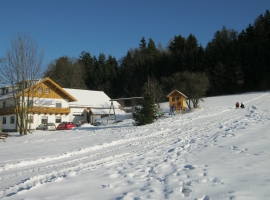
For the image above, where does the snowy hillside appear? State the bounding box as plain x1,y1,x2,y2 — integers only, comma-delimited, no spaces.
0,92,270,200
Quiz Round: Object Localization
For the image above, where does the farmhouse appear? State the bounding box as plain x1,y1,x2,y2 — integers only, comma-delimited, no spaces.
0,77,120,132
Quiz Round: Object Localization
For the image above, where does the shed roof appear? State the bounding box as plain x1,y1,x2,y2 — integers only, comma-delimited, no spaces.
167,89,188,98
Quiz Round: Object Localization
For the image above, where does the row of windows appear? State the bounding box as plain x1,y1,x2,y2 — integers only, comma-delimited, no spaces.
172,97,180,101
2,116,15,124
40,116,61,124
37,87,50,94
1,87,10,95
1,116,64,125
1,116,32,124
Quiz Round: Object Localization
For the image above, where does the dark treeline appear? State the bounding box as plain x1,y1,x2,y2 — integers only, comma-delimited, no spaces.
44,10,270,100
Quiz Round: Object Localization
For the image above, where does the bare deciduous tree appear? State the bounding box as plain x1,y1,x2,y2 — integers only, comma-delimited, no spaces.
142,76,164,108
162,71,209,109
0,33,44,135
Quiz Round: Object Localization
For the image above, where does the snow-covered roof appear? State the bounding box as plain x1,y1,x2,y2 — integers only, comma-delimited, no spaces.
167,89,188,98
63,88,120,108
90,108,111,115
0,92,14,101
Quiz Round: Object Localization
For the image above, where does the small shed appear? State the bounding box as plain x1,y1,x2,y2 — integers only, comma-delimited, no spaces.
167,89,188,113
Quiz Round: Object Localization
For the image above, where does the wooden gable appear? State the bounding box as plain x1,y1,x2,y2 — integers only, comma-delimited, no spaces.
21,77,77,102
167,89,187,98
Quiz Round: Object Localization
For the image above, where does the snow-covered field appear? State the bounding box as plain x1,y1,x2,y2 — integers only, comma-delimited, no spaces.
0,92,270,200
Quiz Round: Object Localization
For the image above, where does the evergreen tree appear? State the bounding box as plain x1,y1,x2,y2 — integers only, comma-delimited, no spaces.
104,55,118,97
147,38,158,57
93,53,106,90
118,51,135,97
133,91,156,126
205,26,241,95
238,10,270,90
145,38,159,77
78,51,95,89
118,49,144,97
139,36,147,50
184,34,205,72
168,35,186,73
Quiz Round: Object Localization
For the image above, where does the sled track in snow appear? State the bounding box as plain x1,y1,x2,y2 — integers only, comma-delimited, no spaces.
0,93,269,198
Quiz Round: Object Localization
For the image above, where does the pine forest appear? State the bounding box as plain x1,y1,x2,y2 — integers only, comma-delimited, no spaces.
44,10,270,102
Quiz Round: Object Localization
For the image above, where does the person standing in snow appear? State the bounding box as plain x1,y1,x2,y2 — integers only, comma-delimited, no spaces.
236,102,239,108
240,102,245,109
169,104,175,115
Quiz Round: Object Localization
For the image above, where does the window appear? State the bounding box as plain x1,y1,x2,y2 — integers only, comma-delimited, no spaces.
172,97,175,101
28,99,33,106
10,116,15,124
3,117,6,124
37,87,42,93
55,116,61,123
28,115,33,123
45,88,50,94
56,102,62,108
41,116,48,124
3,102,6,108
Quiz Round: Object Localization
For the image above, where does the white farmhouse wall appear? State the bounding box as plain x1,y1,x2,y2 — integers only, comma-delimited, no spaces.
32,97,70,108
0,115,16,130
29,97,73,129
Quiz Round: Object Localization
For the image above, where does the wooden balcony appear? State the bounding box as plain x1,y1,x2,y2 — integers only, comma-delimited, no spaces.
29,107,70,115
0,106,71,115
0,107,16,115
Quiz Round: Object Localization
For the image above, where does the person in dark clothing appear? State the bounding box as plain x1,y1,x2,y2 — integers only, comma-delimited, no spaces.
169,104,175,115
240,102,245,109
236,102,239,108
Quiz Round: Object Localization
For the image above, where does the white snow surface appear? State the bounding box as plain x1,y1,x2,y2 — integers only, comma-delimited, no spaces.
1,92,270,200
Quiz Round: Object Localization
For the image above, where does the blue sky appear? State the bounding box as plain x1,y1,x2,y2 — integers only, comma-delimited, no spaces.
1,0,269,66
